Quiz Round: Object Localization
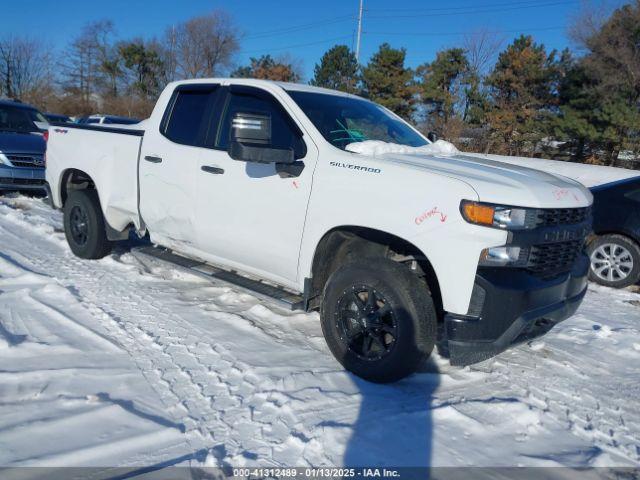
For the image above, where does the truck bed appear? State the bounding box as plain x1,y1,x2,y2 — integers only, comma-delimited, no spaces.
46,123,145,232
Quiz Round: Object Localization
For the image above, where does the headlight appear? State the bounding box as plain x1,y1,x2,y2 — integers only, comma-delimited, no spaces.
460,200,529,230
0,152,8,166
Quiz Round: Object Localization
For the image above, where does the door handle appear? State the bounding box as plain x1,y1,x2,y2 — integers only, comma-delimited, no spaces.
144,155,163,163
201,165,225,175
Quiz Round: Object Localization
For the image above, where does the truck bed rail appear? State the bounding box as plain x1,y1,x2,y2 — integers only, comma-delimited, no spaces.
50,122,144,136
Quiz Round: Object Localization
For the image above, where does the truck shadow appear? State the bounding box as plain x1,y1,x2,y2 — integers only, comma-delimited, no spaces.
342,357,440,472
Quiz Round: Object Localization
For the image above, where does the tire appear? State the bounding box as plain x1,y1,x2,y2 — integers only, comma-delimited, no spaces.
63,190,113,259
320,257,437,383
587,234,640,289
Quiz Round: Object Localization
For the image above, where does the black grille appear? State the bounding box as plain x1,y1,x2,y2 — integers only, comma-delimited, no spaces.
527,240,583,279
0,177,46,186
529,207,591,227
6,154,45,169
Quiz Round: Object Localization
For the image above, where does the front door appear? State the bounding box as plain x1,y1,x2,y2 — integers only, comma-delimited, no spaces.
194,86,317,288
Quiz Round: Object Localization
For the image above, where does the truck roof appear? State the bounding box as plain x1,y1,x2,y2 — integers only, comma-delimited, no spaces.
170,78,359,99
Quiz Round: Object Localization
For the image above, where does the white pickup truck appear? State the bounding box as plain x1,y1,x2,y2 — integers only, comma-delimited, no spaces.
46,79,593,382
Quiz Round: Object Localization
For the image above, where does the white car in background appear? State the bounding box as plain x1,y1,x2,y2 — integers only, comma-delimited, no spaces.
75,114,140,126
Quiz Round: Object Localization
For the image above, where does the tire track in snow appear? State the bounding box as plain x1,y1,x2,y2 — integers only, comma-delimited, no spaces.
487,343,640,464
0,200,334,465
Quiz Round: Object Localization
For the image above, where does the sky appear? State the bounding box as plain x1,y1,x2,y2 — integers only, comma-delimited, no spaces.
0,0,629,80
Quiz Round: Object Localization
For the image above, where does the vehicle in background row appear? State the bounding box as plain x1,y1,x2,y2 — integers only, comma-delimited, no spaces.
45,113,72,124
75,115,140,125
0,100,47,192
588,177,640,288
46,79,593,382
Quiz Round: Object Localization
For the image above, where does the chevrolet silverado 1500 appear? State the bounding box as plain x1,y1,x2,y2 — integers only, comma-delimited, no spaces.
45,79,593,382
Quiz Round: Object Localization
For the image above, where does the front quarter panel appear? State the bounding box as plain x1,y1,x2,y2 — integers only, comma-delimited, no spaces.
299,150,509,315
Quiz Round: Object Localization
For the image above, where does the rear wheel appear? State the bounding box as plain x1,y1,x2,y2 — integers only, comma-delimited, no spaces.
587,234,640,288
320,257,436,383
63,190,113,259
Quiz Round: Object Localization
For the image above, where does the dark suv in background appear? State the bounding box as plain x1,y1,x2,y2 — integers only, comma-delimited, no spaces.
45,112,72,124
0,100,48,193
588,177,640,288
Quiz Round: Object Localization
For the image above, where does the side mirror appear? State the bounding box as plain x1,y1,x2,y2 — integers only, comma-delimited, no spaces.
228,112,294,164
427,131,439,143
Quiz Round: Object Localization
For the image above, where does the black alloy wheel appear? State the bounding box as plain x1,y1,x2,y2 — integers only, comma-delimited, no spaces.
69,205,90,246
336,285,398,361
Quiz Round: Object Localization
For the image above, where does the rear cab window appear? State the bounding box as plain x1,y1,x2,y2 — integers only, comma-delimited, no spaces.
161,85,220,147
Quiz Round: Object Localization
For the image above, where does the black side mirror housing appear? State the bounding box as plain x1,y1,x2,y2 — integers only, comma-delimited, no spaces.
427,131,439,143
229,142,294,164
228,112,295,164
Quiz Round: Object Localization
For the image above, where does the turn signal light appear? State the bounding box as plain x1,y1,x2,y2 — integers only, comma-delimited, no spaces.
461,201,495,226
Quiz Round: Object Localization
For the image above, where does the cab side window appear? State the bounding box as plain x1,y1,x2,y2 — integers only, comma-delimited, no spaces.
216,90,306,159
163,87,217,147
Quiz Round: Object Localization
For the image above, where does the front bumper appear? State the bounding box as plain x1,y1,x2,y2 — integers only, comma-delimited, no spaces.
0,164,46,191
445,253,589,366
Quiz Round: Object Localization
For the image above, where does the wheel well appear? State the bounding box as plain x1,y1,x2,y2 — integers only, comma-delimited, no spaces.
308,226,443,317
60,169,96,206
590,231,640,246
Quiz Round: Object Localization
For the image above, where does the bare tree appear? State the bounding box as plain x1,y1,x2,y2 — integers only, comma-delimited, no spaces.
60,20,118,104
568,0,618,50
0,36,52,100
459,29,504,132
92,20,122,97
171,10,240,79
159,26,179,85
463,28,505,76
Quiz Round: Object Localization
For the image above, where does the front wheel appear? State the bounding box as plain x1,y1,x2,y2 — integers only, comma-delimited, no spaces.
320,258,437,383
587,234,640,288
63,190,113,259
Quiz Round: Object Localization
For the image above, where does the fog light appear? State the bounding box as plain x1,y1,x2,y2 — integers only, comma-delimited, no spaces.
480,246,522,266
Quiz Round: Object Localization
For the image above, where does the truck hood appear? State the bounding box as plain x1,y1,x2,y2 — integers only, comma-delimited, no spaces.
470,153,640,188
0,131,46,155
375,151,593,208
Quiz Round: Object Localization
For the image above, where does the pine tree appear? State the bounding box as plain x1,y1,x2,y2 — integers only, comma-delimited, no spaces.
310,45,359,93
555,2,640,165
462,70,489,127
232,55,300,82
551,53,598,161
417,48,470,139
485,35,558,155
361,43,416,120
118,40,163,98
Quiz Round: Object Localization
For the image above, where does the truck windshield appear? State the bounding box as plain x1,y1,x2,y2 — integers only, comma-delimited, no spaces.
0,105,43,133
286,90,428,150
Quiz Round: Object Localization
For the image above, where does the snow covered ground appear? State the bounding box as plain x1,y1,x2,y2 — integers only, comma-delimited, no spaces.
0,194,639,473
